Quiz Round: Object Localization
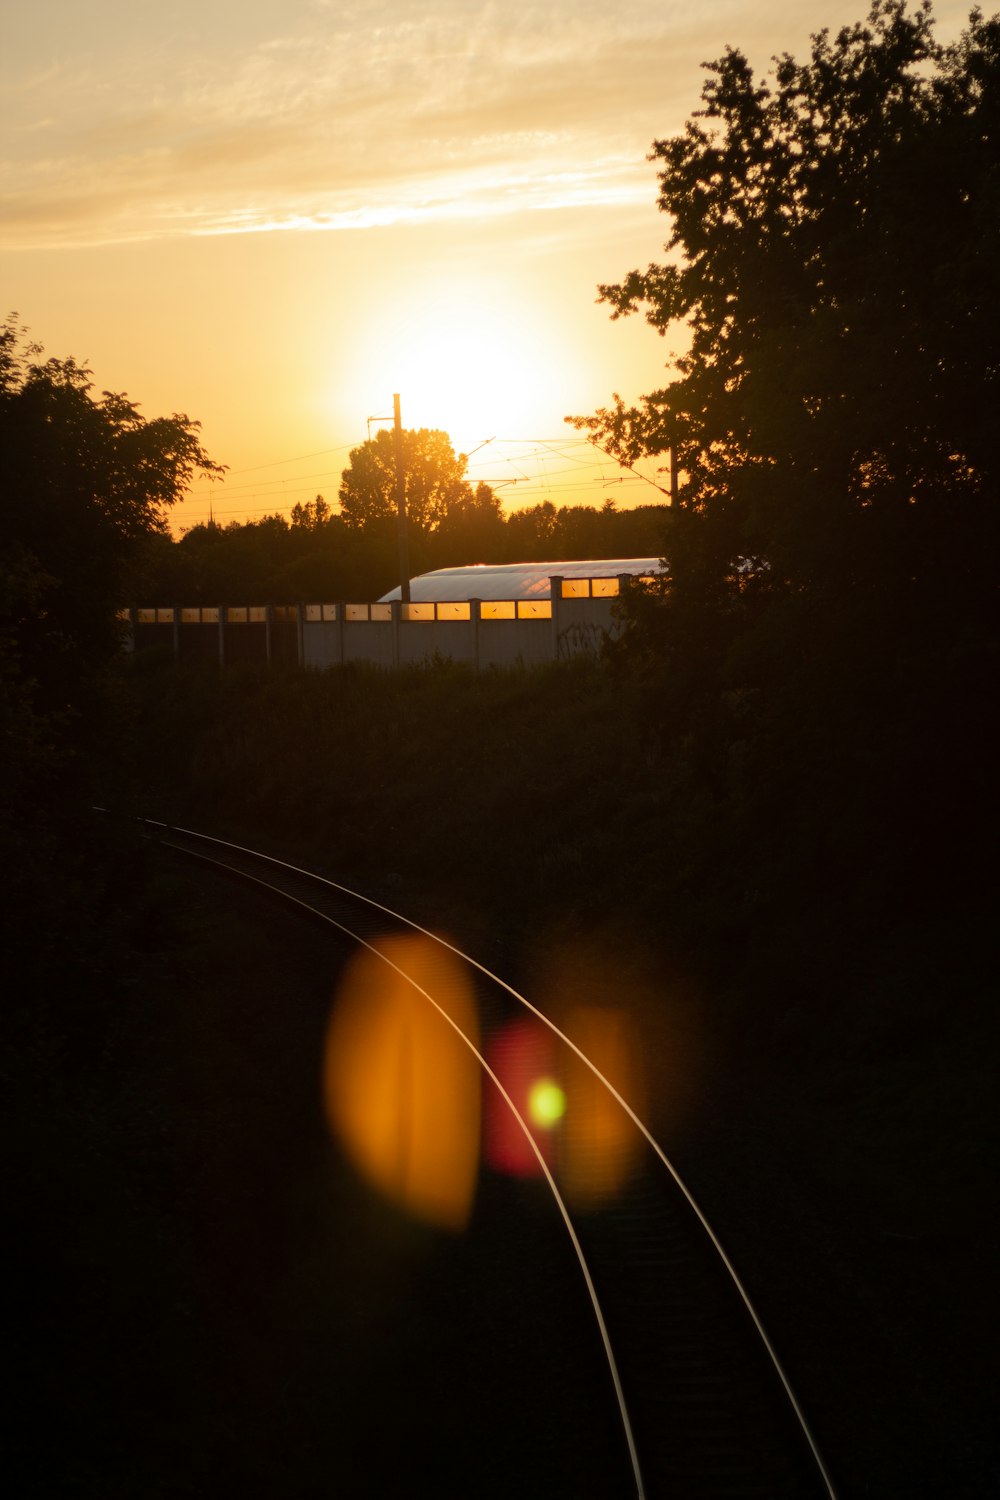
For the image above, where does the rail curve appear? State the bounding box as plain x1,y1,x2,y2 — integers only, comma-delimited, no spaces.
147,818,838,1500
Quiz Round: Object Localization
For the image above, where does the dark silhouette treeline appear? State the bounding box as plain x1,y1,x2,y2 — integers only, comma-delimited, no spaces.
135,493,669,606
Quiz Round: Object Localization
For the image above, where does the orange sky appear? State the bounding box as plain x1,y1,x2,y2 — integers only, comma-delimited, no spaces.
2,1,973,531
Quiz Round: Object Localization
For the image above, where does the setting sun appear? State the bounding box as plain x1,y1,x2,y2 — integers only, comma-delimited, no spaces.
352,275,574,452
4,0,971,530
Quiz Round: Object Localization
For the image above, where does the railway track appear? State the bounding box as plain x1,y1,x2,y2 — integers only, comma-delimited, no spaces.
148,819,838,1500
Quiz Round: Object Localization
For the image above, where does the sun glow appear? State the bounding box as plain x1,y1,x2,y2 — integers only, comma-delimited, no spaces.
350,274,575,456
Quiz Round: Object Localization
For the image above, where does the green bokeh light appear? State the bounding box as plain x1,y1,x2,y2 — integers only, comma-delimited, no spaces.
529,1078,566,1129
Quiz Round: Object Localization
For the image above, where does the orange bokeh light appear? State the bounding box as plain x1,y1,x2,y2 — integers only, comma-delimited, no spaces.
556,1005,645,1211
323,934,481,1232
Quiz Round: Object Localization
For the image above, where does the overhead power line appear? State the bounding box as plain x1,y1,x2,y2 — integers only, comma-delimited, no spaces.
188,434,601,487
179,430,669,525
189,442,357,481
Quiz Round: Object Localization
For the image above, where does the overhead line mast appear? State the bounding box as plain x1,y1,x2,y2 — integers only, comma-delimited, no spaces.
393,393,410,604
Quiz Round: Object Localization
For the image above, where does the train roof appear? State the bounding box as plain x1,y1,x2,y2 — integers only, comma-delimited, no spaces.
379,558,665,603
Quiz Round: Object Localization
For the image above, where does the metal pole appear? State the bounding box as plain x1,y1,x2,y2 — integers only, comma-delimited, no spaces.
393,393,410,603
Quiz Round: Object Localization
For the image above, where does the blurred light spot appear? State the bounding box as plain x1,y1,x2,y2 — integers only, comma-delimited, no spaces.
529,1078,566,1129
323,935,480,1232
484,1017,557,1176
558,1006,645,1211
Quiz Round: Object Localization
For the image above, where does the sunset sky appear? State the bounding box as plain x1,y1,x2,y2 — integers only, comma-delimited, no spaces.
3,0,973,531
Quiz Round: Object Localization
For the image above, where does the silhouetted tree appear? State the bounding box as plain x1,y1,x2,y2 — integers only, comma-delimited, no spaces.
0,319,222,702
576,1,1000,632
563,2,998,1017
0,320,222,1008
164,507,385,603
430,480,506,566
338,428,493,535
179,514,303,603
502,500,559,559
290,494,333,530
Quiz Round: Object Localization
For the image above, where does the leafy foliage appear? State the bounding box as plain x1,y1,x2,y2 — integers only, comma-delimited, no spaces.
576,1,1000,628
290,494,333,530
338,427,480,532
0,318,222,701
555,2,999,1062
432,480,507,562
0,319,223,1009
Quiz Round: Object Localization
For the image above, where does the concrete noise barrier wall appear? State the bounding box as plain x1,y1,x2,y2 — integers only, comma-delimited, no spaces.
125,575,644,669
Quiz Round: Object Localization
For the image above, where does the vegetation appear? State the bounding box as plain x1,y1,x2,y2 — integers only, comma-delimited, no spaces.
338,426,476,531
136,493,670,606
128,406,670,607
575,0,998,633
0,319,221,979
560,0,998,1020
0,319,220,701
4,5,997,1492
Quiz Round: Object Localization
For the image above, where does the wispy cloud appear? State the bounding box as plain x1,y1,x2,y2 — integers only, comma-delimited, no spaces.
0,0,976,250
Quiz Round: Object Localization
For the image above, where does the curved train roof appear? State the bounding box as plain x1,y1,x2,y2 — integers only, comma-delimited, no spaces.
379,558,664,603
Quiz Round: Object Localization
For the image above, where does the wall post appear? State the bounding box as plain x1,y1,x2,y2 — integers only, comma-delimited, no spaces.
549,576,564,662
470,598,481,671
616,574,631,645
391,599,401,668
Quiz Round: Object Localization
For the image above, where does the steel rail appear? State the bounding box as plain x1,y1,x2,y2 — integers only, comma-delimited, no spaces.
147,818,838,1500
151,821,646,1498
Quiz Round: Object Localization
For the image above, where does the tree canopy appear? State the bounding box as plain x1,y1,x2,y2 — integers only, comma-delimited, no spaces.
575,1,999,631
0,318,222,698
565,1,997,999
0,320,223,996
337,427,489,534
